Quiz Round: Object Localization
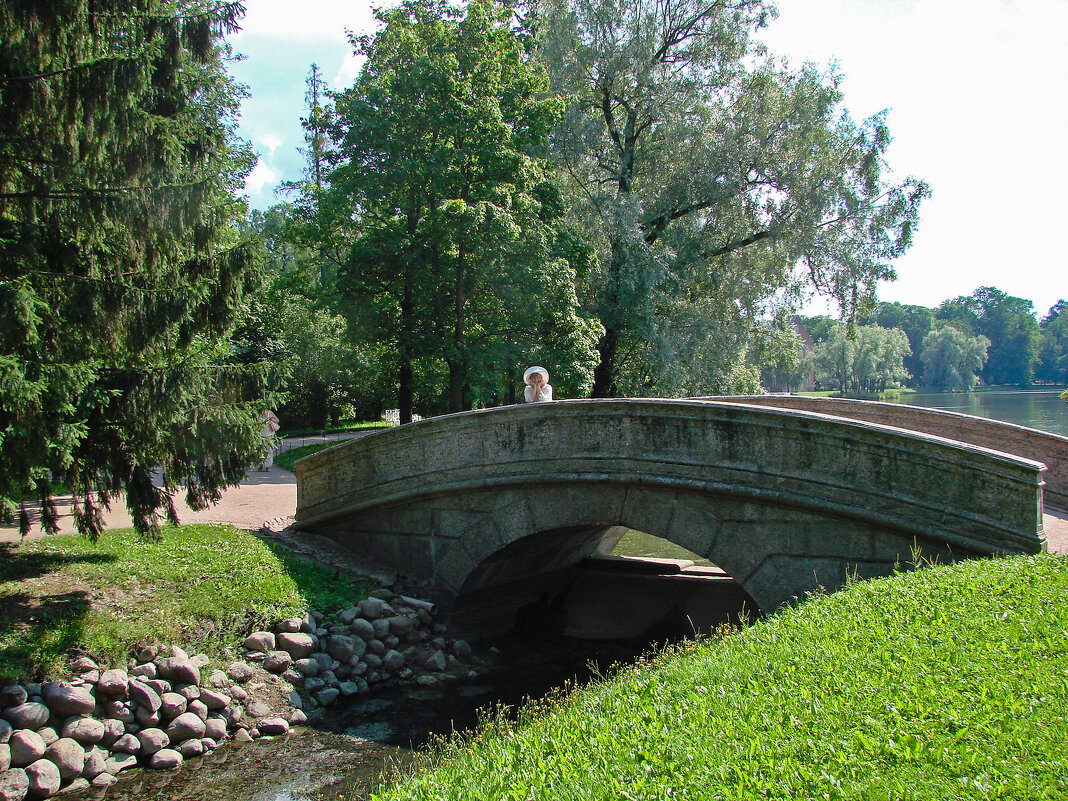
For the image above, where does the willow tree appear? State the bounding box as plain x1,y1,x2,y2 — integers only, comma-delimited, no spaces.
535,0,929,396
1,1,272,539
330,0,600,420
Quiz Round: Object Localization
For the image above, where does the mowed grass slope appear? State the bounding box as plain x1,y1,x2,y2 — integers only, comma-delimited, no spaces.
376,554,1068,800
0,524,361,683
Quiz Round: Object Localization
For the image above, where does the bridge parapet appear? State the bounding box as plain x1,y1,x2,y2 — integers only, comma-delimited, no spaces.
294,399,1045,633
704,395,1068,509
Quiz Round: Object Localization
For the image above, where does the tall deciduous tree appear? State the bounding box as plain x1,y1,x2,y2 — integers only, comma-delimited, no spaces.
534,0,929,396
935,287,1040,386
330,0,600,420
1,1,271,538
919,325,990,392
1037,300,1068,385
813,324,910,394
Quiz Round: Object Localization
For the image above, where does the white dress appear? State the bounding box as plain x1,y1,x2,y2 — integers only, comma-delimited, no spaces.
524,384,553,403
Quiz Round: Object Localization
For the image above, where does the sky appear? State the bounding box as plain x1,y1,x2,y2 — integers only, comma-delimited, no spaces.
227,0,1067,319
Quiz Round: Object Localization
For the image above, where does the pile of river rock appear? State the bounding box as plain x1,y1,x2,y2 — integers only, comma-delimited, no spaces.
0,589,475,800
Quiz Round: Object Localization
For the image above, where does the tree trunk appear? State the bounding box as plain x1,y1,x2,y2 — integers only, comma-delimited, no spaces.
592,326,620,397
399,280,415,425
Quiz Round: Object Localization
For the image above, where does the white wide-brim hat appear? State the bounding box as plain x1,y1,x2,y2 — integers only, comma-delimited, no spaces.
523,366,549,385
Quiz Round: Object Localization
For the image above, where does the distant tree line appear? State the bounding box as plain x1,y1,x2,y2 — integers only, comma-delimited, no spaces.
792,287,1067,394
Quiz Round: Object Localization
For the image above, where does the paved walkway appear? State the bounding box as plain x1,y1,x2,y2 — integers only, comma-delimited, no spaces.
4,432,1068,556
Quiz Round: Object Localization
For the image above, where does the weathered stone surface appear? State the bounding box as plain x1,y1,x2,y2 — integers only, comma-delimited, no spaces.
230,685,248,702
33,729,55,749
99,720,123,748
176,685,200,702
81,747,106,780
159,693,187,720
103,701,133,725
326,636,355,663
161,656,200,687
0,768,28,801
358,597,392,620
204,717,227,742
198,689,230,711
225,662,253,683
135,728,169,756
177,739,205,758
129,663,157,680
137,645,160,663
292,658,321,677
104,751,138,774
0,745,7,773
275,633,316,660
222,705,243,728
241,701,269,720
24,759,60,799
232,728,253,743
43,739,83,781
166,713,205,743
257,718,290,736
70,657,97,674
148,749,182,770
59,718,103,745
90,772,118,789
134,705,161,728
109,734,139,754
349,618,375,641
95,670,128,697
127,680,161,714
382,650,406,673
262,651,292,674
144,678,171,697
1,706,48,732
275,618,302,634
243,632,275,652
314,688,339,707
7,732,44,768
0,721,10,745
187,700,209,722
0,689,26,709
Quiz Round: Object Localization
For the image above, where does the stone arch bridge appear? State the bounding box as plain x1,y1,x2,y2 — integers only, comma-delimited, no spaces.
293,399,1050,637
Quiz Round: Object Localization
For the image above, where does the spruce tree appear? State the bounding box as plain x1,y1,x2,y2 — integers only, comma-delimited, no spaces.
1,1,273,539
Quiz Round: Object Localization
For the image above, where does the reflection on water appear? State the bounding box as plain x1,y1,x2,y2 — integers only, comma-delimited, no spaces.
894,389,1068,436
611,529,713,565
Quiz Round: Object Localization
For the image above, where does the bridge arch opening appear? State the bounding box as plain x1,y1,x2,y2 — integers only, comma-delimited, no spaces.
446,519,762,642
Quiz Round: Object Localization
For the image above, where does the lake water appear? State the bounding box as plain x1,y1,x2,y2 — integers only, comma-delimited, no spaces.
893,388,1068,436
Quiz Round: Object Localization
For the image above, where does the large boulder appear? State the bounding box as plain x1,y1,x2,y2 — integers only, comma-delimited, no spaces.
127,680,162,714
275,633,317,660
135,728,169,756
81,747,107,780
198,689,230,711
1,705,48,732
94,670,129,697
0,688,26,708
257,718,290,736
261,652,292,675
166,713,206,744
60,718,104,745
242,632,275,652
43,684,95,717
43,738,84,781
24,759,60,799
0,768,28,801
7,732,44,769
326,636,356,663
159,693,187,720
0,721,10,745
148,749,182,770
225,662,253,684
160,655,200,687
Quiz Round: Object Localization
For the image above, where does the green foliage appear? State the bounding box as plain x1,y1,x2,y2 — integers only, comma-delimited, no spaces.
813,323,911,393
327,0,600,420
375,554,1068,800
935,287,1041,386
1,1,276,539
0,525,363,683
858,301,933,386
920,325,990,391
535,0,928,396
1037,300,1068,385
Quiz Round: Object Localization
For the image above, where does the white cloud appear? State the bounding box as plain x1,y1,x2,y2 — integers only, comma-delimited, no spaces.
256,133,284,156
333,53,364,89
244,158,279,198
234,0,378,42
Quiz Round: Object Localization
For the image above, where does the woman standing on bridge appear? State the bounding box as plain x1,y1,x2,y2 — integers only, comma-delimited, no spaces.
523,366,554,403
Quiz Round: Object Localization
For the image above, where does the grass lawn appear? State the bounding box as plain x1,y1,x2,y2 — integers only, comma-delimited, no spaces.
279,420,393,438
275,441,346,472
0,524,363,683
375,553,1068,800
